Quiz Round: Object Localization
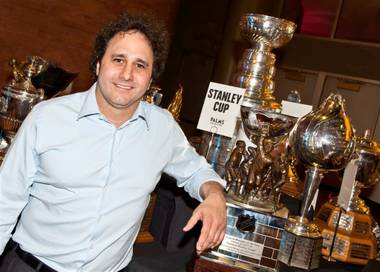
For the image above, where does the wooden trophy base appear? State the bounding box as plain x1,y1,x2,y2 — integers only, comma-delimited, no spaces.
315,201,377,265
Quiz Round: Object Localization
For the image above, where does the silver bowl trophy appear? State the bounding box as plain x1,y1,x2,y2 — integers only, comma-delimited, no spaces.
315,129,380,265
0,56,47,162
277,93,356,270
201,14,298,272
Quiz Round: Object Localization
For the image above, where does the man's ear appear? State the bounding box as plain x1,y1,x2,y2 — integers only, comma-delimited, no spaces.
96,62,100,76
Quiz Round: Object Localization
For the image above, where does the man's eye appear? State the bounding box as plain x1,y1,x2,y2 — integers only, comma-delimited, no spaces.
136,63,146,69
113,58,124,64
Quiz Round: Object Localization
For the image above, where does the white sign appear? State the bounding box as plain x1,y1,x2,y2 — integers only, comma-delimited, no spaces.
219,234,264,260
281,100,313,118
338,160,358,210
197,82,245,137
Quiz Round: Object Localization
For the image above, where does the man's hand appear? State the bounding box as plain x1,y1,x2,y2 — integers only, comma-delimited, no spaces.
183,181,226,255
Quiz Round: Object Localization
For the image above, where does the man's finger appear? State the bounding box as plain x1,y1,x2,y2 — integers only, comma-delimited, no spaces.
183,212,201,232
196,218,213,252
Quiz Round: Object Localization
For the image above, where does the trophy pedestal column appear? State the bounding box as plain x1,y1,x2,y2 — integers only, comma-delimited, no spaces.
278,229,322,270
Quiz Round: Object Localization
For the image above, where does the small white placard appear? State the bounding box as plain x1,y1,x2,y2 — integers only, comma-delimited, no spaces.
281,100,313,118
197,82,245,137
337,160,358,210
219,234,264,260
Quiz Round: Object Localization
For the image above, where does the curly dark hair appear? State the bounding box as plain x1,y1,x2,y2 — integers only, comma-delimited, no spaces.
89,13,169,81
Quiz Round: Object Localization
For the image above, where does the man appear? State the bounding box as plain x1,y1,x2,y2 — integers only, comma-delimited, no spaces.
0,13,226,272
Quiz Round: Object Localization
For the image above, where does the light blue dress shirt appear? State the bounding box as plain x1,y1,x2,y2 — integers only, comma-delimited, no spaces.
0,83,225,272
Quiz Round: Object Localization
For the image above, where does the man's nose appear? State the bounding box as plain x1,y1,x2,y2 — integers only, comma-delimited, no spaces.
120,63,133,80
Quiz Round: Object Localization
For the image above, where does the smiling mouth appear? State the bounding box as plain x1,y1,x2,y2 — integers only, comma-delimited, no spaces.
114,83,134,90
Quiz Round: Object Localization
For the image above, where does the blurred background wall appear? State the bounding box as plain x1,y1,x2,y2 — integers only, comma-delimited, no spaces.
0,0,180,91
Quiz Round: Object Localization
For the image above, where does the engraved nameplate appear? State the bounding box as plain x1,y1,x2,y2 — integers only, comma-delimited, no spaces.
202,202,286,272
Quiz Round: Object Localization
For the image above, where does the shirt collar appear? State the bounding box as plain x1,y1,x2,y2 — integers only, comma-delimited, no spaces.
77,82,150,130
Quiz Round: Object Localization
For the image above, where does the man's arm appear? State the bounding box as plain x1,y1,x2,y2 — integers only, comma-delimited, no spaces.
0,109,38,254
183,181,226,254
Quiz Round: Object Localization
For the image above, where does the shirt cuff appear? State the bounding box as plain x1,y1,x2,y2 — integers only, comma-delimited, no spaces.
181,169,226,202
0,234,11,255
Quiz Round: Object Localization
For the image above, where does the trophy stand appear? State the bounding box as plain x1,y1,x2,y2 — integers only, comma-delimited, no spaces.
315,129,380,265
201,14,298,272
278,94,356,270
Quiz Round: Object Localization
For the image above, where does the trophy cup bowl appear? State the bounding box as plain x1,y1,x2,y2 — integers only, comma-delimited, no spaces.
240,107,297,144
278,93,356,270
236,14,296,110
240,14,296,49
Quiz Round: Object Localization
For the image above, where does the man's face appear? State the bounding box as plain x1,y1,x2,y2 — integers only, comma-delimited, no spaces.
95,30,154,118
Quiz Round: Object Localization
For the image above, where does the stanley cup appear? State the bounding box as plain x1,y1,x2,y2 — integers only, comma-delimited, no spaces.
278,93,356,270
225,14,298,212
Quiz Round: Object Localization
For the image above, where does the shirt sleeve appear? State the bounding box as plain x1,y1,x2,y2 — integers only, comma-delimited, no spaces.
0,110,39,254
163,120,226,202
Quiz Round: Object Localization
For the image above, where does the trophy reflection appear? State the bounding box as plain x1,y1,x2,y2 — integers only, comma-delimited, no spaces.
315,129,380,265
278,93,356,270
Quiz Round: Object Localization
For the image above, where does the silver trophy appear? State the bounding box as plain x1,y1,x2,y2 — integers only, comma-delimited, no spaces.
278,93,356,270
203,14,298,272
0,56,47,162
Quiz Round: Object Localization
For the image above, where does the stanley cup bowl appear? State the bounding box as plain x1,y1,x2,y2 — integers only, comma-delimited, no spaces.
241,107,297,144
240,13,296,49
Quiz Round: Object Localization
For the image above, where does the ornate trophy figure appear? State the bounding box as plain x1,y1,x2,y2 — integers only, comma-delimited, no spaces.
225,140,247,194
278,93,356,270
315,129,380,265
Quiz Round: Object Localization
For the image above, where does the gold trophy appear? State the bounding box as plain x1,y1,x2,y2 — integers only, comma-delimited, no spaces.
315,129,380,265
278,93,356,270
201,14,298,272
